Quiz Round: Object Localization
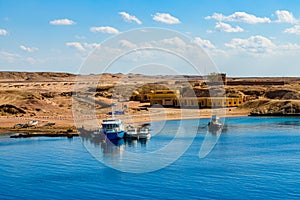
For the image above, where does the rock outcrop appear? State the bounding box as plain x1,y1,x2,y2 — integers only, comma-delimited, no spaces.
0,104,26,115
248,100,300,116
265,89,300,100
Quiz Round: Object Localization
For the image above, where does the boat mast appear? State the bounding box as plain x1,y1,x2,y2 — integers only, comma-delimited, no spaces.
112,103,115,119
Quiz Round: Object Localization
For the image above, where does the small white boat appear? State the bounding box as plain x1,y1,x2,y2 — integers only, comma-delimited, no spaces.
28,120,38,126
125,124,151,140
137,126,151,139
125,125,138,139
208,115,222,132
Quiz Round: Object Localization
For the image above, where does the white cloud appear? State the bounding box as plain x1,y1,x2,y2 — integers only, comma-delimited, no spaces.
66,42,100,52
119,11,142,25
19,45,39,53
215,22,244,32
222,35,300,57
83,42,100,50
0,51,20,63
0,51,37,64
117,37,187,50
49,18,76,25
284,25,300,35
225,35,275,54
275,10,296,24
158,37,186,48
66,42,85,52
193,37,216,49
143,36,225,56
119,40,137,49
0,29,8,36
205,12,271,24
85,36,214,75
276,43,300,51
152,13,181,24
90,26,120,34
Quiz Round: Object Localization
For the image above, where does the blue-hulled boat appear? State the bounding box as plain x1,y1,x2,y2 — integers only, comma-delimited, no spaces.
100,119,126,140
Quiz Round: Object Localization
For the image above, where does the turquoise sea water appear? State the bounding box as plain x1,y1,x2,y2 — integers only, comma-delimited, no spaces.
1,117,300,199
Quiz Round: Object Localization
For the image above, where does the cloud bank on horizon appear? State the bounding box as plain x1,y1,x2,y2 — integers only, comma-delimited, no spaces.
0,0,300,76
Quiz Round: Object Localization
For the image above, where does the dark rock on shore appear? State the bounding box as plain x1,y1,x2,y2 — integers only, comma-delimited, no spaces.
265,89,300,100
0,104,26,115
10,132,79,138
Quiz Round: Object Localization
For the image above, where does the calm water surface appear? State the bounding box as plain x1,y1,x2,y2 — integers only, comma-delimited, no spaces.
1,117,300,199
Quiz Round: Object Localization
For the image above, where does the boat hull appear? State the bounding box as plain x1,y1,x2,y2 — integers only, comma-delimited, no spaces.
125,128,151,140
125,133,151,139
105,131,126,140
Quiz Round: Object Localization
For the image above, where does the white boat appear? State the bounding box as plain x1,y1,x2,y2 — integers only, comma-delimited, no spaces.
27,120,38,126
125,125,138,139
100,119,126,140
208,115,222,132
125,124,151,140
137,126,151,139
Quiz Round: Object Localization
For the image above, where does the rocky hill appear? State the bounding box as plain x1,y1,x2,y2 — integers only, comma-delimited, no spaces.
0,72,75,82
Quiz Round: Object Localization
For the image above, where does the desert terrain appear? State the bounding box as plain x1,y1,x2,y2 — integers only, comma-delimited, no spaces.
0,72,299,134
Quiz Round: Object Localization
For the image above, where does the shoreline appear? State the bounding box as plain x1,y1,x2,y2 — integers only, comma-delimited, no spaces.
4,107,300,137
1,108,249,136
0,126,77,135
2,111,299,137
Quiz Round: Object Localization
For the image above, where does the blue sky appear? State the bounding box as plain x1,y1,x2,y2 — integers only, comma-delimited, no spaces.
1,0,300,76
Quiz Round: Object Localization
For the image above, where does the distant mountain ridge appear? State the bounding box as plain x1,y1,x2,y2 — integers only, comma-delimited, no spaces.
0,72,75,82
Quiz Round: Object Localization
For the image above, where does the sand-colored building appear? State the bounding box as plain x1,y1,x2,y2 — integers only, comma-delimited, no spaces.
147,89,245,108
180,97,244,108
130,91,151,103
148,90,181,107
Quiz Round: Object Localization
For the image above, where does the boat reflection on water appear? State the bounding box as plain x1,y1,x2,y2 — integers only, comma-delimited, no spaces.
199,128,222,159
199,115,224,158
125,137,148,147
79,128,150,159
94,138,125,158
208,126,222,134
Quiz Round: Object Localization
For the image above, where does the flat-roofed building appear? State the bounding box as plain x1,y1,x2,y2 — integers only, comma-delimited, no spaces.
149,90,180,107
148,89,245,108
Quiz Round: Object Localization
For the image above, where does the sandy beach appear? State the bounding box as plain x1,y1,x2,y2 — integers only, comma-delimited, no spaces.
0,107,249,134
